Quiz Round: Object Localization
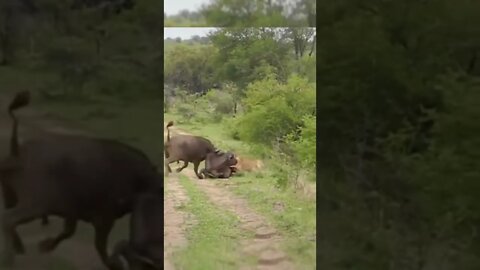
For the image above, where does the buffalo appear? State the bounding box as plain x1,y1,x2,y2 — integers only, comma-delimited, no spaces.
200,150,238,179
0,91,162,269
108,192,163,270
164,121,218,179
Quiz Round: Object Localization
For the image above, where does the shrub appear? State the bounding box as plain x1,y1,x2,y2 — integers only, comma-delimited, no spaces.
205,89,235,115
236,96,298,144
236,74,315,146
286,115,316,170
176,103,195,122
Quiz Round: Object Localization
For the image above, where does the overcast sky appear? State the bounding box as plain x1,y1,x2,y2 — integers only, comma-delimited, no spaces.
164,27,218,40
164,0,209,15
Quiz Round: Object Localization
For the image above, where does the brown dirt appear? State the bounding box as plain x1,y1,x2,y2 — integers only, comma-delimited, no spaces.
163,173,195,270
165,125,296,270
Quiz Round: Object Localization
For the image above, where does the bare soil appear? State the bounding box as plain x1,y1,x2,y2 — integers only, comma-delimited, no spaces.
163,173,195,270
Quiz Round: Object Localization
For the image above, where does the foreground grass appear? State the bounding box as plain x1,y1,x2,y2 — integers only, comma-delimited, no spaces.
165,112,317,269
174,175,250,270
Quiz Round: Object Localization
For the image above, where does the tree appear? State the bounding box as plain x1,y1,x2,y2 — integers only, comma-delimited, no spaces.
201,0,301,26
282,27,315,60
315,0,480,268
164,44,217,94
209,27,290,88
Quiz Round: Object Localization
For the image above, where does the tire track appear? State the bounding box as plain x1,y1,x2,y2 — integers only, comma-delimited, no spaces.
183,170,295,270
164,174,196,270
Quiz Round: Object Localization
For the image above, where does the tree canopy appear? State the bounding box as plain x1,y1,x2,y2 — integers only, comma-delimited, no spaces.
316,0,480,269
164,0,315,27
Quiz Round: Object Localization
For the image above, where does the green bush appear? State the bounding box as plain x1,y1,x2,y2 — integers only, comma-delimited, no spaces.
205,89,235,115
235,75,315,146
290,55,316,83
236,96,298,144
286,115,316,170
193,96,219,123
224,117,241,140
176,103,196,122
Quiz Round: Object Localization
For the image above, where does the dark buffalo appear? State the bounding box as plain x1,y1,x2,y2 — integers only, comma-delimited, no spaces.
0,91,162,269
108,192,163,270
200,150,238,179
164,121,219,179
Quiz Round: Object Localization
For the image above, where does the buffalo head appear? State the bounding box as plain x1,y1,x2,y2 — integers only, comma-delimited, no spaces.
201,150,238,179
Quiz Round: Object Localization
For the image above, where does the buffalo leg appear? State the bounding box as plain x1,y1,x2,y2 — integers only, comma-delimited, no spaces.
1,205,44,266
199,168,207,179
221,167,233,179
176,161,188,173
38,218,77,253
0,183,25,254
108,240,131,269
193,161,203,179
165,157,175,174
93,218,115,268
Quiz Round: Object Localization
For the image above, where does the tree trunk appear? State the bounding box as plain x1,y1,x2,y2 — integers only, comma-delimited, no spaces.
294,41,299,60
299,37,306,57
309,35,316,56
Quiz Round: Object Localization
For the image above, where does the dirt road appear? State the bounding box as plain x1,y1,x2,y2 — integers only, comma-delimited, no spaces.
164,125,295,270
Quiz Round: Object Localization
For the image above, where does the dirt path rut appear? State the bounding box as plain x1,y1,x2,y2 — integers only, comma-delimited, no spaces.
164,174,194,270
184,170,295,270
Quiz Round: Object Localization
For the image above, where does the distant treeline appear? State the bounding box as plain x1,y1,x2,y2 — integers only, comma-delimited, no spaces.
164,0,315,27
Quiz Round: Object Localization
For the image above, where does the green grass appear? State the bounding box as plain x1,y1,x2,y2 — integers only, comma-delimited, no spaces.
174,175,252,270
224,174,317,269
164,112,317,269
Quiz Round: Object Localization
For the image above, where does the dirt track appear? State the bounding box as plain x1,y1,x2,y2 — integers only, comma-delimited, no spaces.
164,126,295,270
164,173,194,270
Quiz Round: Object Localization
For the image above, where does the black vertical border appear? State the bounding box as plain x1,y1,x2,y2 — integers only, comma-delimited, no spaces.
160,0,165,268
